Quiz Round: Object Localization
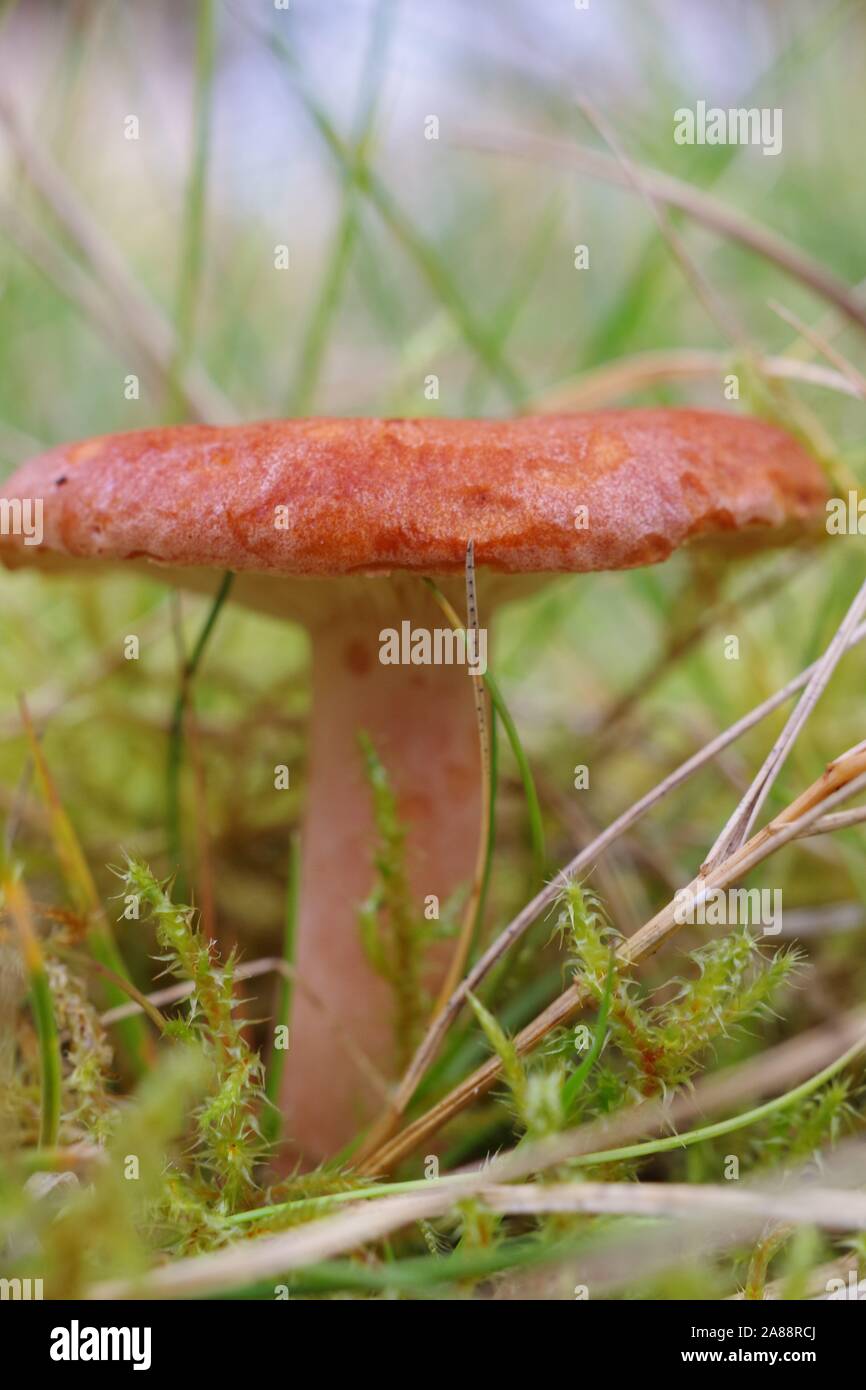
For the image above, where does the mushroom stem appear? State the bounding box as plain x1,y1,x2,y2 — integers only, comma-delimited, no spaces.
280,584,484,1162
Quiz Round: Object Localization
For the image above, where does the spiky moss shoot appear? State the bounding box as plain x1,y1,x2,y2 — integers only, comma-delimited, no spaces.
749,1078,856,1171
358,731,432,1070
554,881,662,1095
456,1198,502,1254
419,1218,452,1257
118,858,266,1214
239,1168,376,1235
524,1067,567,1139
651,930,803,1089
468,991,527,1114
468,992,568,1142
557,880,803,1101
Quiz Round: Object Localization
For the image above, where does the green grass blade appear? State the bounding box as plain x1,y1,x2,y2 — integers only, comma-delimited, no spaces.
482,666,545,887
3,869,61,1148
257,21,527,408
289,0,398,414
166,572,235,888
18,699,150,1074
169,0,217,421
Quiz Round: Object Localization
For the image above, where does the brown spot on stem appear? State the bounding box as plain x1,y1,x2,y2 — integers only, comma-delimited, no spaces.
344,639,373,677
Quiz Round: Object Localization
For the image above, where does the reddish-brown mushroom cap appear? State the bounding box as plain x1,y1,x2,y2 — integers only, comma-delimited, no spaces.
0,410,827,1161
0,409,826,578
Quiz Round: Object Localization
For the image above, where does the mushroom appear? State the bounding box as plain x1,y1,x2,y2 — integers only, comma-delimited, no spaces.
0,410,826,1160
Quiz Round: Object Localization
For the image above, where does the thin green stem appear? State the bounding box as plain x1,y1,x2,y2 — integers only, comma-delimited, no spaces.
2,870,61,1148
166,572,235,885
483,666,545,885
30,967,61,1148
571,1032,866,1168
423,579,545,885
52,945,169,1036
225,1173,465,1226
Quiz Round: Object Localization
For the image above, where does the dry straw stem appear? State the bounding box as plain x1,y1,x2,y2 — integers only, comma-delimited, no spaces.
459,128,866,336
767,299,866,400
570,102,850,570
102,1186,866,1300
54,946,169,1036
0,204,167,396
17,700,151,1071
777,902,866,937
0,91,236,425
476,1182,866,1231
704,573,866,871
89,1137,866,1300
802,807,866,837
782,272,866,366
357,615,866,1170
89,1179,480,1298
492,1193,859,1303
17,699,112,941
592,556,808,750
576,97,744,348
534,349,863,412
430,543,494,1014
570,100,853,500
363,746,866,1173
